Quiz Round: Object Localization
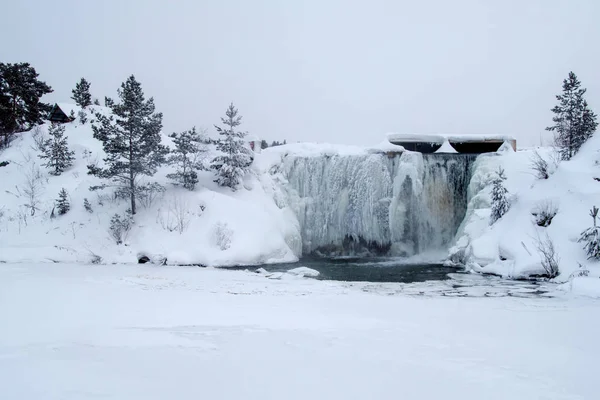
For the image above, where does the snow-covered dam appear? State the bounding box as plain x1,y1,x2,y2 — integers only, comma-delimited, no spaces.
282,152,477,257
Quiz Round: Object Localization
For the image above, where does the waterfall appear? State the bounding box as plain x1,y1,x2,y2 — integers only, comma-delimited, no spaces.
283,151,477,256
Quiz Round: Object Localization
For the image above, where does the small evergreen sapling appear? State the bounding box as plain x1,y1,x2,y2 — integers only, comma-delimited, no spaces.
167,127,208,190
109,211,133,245
38,123,75,175
83,198,93,213
489,167,510,225
56,188,70,215
210,103,253,190
578,206,600,260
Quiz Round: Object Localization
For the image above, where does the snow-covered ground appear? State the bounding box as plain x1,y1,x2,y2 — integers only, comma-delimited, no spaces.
0,262,598,400
0,107,300,266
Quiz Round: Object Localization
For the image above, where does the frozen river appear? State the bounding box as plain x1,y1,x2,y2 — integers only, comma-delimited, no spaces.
0,262,598,399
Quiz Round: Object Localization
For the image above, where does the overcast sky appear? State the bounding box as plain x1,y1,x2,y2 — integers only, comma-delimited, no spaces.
3,0,599,147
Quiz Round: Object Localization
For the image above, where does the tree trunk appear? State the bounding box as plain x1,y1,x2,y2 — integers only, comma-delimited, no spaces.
129,136,136,215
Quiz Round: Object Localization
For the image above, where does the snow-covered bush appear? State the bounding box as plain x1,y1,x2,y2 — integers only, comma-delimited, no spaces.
535,233,560,279
56,188,70,215
109,212,133,245
157,196,192,234
531,200,558,227
489,167,510,225
578,206,600,260
78,109,87,124
214,222,233,250
570,263,590,279
136,182,165,209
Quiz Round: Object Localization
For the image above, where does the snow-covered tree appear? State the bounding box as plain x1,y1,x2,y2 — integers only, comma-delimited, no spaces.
0,62,53,148
167,126,208,190
78,109,88,124
88,75,168,215
260,139,269,149
489,167,510,225
56,188,70,215
38,123,75,175
546,72,598,160
71,78,92,108
83,198,93,213
578,206,600,260
210,103,252,190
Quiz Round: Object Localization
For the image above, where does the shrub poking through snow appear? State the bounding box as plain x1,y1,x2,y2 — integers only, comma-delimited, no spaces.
109,211,133,245
535,233,560,279
489,167,510,225
38,123,75,175
578,206,600,260
56,188,70,215
531,200,558,227
529,150,560,180
83,198,93,213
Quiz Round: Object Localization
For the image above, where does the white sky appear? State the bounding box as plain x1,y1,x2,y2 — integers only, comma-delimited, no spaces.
3,0,599,147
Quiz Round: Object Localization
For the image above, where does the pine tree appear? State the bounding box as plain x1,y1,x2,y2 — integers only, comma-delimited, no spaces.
38,123,75,175
0,62,53,148
578,206,600,260
210,103,253,190
88,75,168,215
260,139,269,149
56,188,70,215
71,78,92,108
167,127,208,190
490,167,510,225
546,72,598,160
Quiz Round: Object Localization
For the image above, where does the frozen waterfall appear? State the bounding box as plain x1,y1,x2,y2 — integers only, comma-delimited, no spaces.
282,152,477,257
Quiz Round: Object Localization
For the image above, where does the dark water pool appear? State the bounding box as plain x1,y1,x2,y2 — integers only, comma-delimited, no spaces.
239,257,462,283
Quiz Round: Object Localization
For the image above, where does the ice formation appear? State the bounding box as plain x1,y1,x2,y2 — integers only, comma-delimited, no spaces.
282,151,477,256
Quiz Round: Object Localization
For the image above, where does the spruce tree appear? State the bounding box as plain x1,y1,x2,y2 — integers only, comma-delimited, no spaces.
56,188,70,215
167,127,208,190
88,75,168,215
546,72,598,160
71,78,92,108
260,139,269,149
210,103,253,190
38,123,75,175
490,167,510,225
0,62,53,147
